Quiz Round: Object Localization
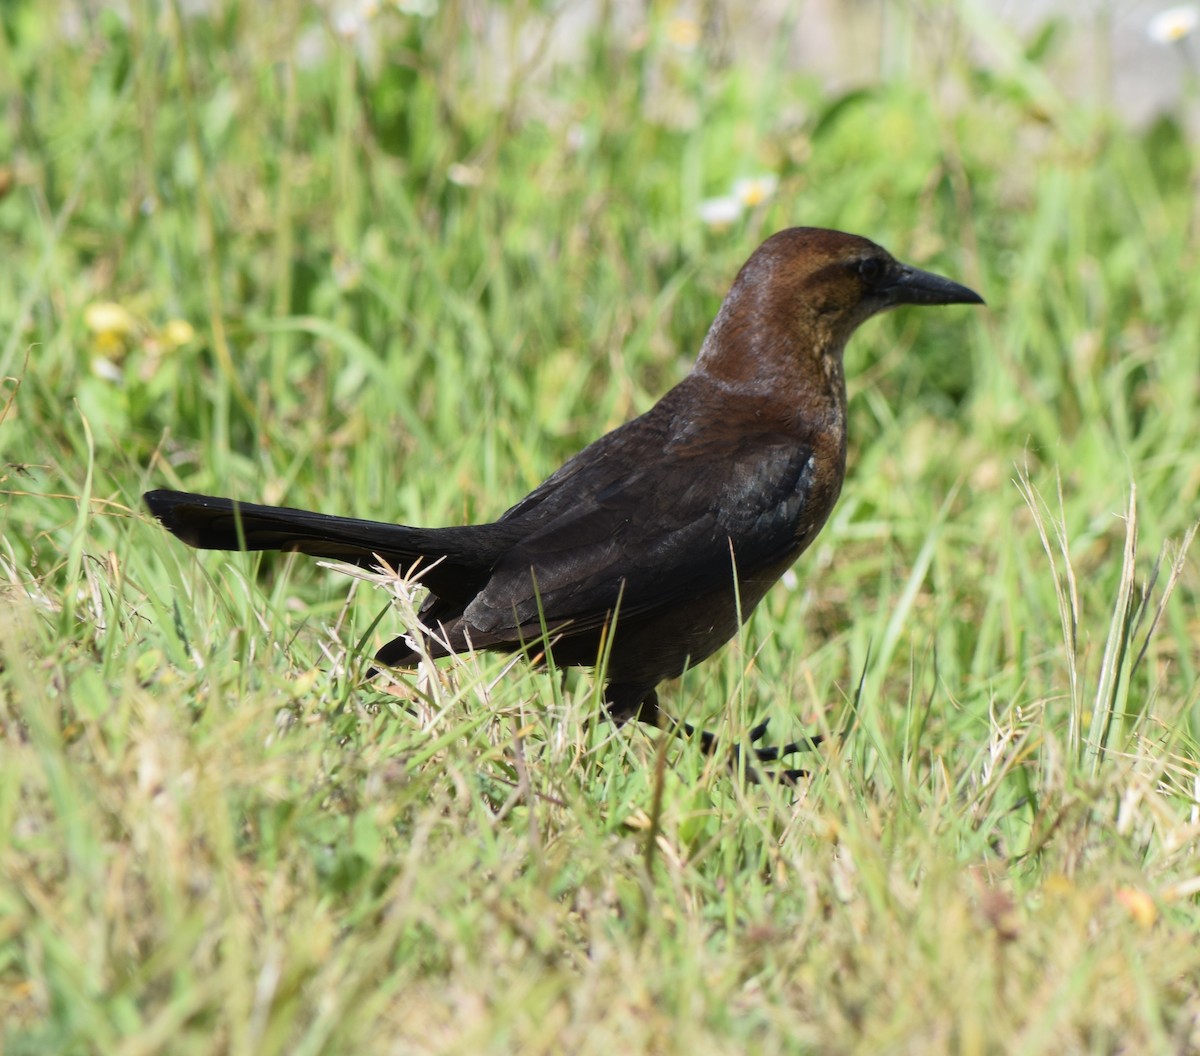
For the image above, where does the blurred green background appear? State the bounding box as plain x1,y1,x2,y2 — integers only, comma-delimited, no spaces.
2,2,1200,1052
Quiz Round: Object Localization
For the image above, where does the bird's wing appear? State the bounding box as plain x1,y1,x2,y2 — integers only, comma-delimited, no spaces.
461,429,818,640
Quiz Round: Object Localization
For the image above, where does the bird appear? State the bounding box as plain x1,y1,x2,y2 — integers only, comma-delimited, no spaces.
145,227,982,774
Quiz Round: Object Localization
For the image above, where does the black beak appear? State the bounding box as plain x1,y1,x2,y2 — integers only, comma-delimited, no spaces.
886,264,984,307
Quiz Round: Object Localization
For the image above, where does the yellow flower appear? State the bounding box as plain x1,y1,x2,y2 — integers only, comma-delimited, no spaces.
84,301,135,339
160,319,196,349
667,17,700,52
733,175,779,208
1115,887,1158,928
84,301,137,355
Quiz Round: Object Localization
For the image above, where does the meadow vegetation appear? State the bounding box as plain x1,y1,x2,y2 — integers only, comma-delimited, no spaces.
2,2,1199,1052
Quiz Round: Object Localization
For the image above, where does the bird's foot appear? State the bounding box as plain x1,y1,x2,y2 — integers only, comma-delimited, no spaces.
682,717,823,785
603,685,822,784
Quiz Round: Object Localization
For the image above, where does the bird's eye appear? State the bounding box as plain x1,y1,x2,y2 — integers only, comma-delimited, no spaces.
858,258,885,285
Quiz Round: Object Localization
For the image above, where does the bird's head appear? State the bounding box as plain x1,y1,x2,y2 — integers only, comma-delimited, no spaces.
696,227,984,396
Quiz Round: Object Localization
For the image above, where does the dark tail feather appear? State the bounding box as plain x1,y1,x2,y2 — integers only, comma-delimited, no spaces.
143,489,501,582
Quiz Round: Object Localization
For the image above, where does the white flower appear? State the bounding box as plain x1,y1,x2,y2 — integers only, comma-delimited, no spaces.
733,175,779,208
1147,5,1199,43
333,0,378,39
447,163,484,187
394,0,437,15
333,6,363,38
566,123,587,152
697,196,743,229
296,24,328,70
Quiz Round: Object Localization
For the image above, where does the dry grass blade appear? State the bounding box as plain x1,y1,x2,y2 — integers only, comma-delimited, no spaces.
1015,466,1084,755
1088,488,1139,773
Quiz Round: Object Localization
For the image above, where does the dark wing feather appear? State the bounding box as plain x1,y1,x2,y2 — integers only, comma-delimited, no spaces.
462,431,816,639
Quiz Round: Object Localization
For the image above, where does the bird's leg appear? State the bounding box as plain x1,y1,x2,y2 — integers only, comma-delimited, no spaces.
603,683,821,783
602,685,660,726
741,718,825,761
676,717,822,784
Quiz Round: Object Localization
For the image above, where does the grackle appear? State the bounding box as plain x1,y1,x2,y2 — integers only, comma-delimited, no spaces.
145,228,982,774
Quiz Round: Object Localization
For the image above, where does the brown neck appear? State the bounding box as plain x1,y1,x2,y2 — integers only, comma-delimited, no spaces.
694,296,849,439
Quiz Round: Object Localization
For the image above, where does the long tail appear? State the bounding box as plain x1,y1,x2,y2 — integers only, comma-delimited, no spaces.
143,489,503,585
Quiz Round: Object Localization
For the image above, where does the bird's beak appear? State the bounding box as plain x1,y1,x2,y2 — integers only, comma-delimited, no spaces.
886,264,985,307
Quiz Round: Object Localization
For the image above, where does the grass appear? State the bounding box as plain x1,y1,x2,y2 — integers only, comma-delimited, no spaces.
2,1,1200,1052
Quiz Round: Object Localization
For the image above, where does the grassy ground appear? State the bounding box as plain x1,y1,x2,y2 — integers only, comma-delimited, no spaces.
3,2,1200,1052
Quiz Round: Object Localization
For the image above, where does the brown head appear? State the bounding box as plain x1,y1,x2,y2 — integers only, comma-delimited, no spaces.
695,227,983,401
